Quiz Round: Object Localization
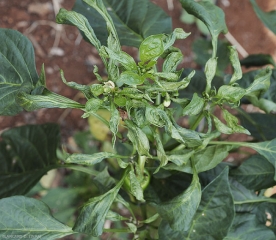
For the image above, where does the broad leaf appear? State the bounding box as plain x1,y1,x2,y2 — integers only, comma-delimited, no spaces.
184,167,234,239
0,29,38,115
155,172,201,231
139,34,164,62
230,154,276,190
239,112,276,141
73,170,128,236
0,124,60,198
240,54,276,68
0,196,74,239
182,93,205,116
224,213,275,240
250,0,276,35
245,138,276,180
73,0,172,48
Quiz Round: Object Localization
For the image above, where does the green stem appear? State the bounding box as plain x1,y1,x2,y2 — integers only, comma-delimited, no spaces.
191,112,205,130
138,156,147,173
103,228,133,233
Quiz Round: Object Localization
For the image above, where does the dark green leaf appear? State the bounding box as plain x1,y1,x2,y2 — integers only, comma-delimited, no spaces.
0,124,60,198
73,0,172,48
0,29,38,115
155,172,201,231
239,112,276,141
73,171,127,236
0,196,73,239
184,167,234,239
250,0,276,35
225,213,275,240
240,54,276,68
230,154,276,190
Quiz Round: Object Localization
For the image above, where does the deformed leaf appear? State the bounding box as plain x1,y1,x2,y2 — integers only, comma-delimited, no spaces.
139,34,164,62
183,93,205,116
0,196,74,239
205,57,217,92
73,171,127,236
65,152,117,165
116,71,144,87
0,29,38,115
216,85,246,103
110,102,120,147
229,46,242,84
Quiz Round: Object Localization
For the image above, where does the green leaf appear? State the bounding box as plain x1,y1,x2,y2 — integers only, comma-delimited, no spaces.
245,138,276,180
240,54,276,68
163,51,183,73
125,120,150,157
103,47,137,71
116,71,144,87
245,67,272,98
83,98,103,117
73,0,172,48
139,34,164,62
65,152,118,165
125,167,144,201
56,8,101,51
17,88,84,111
0,124,60,198
110,102,120,146
184,167,234,239
163,28,191,50
239,112,276,141
216,85,246,104
0,196,74,239
155,172,201,231
204,57,217,93
0,29,38,115
153,129,169,172
225,213,275,240
73,171,127,236
230,154,276,190
183,93,205,116
229,46,242,84
180,0,228,55
250,0,276,35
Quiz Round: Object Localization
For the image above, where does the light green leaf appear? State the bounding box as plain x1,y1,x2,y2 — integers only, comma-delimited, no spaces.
153,129,168,173
65,152,118,165
180,0,228,55
125,120,150,157
163,28,190,50
245,67,272,98
183,93,205,116
0,124,60,198
0,29,38,115
205,57,217,93
230,154,276,190
216,85,246,104
0,196,74,239
139,34,164,62
250,0,276,35
103,47,137,71
73,0,172,48
17,88,84,111
155,172,201,231
73,171,127,236
56,8,101,51
229,46,242,84
163,51,183,73
90,84,104,97
116,71,144,87
125,167,144,201
83,98,103,118
185,167,234,239
225,213,275,240
110,102,120,147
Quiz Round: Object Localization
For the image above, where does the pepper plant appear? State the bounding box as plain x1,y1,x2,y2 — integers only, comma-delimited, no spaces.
1,0,276,239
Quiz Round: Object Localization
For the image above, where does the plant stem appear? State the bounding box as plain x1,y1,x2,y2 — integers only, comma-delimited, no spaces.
190,112,205,130
138,156,147,173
